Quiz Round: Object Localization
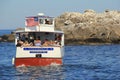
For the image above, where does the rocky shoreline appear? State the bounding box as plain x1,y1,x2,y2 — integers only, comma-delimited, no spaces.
0,34,14,42
55,10,120,45
1,10,120,45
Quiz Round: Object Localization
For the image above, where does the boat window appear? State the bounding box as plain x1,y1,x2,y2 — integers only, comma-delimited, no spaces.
39,19,44,24
45,19,53,25
55,34,62,42
49,19,53,24
16,32,62,47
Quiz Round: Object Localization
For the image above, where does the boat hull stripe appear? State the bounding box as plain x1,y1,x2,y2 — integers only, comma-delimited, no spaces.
14,58,62,67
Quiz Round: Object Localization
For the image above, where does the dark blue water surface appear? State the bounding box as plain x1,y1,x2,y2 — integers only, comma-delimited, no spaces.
1,30,120,80
0,42,120,80
0,29,13,36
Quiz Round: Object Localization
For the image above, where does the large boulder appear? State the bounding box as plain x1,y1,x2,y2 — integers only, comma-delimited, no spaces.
0,28,25,42
7,34,15,42
1,34,15,42
55,10,120,45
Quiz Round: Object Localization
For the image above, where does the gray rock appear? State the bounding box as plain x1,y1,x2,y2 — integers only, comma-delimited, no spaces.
55,10,120,45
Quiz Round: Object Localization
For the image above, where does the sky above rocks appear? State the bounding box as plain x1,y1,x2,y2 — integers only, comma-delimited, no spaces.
0,0,120,29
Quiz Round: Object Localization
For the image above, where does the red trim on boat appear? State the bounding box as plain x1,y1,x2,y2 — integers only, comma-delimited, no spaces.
14,58,62,67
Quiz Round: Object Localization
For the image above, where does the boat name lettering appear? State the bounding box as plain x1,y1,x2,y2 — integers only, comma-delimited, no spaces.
30,51,47,53
23,48,54,51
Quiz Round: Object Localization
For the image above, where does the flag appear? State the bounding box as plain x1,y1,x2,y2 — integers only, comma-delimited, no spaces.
26,17,39,27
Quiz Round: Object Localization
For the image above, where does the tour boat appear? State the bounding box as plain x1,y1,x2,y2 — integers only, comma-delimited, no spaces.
12,13,64,67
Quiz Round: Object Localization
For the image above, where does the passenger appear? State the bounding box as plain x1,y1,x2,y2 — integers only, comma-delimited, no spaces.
28,35,34,45
42,39,50,46
45,19,49,24
49,40,54,46
54,41,60,46
21,34,26,42
29,35,34,42
16,40,23,47
34,37,41,46
30,42,33,46
22,41,31,47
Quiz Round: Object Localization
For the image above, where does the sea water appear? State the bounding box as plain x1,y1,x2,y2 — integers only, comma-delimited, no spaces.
0,30,120,80
0,29,13,36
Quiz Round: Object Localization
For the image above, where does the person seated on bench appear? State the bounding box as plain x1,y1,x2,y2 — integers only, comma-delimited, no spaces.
22,41,32,47
42,39,50,46
34,37,41,46
16,40,23,47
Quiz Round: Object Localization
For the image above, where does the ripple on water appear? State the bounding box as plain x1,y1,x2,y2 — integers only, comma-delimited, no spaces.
1,43,120,80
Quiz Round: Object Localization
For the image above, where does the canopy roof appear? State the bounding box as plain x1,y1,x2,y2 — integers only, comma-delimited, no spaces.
26,16,54,19
15,29,64,34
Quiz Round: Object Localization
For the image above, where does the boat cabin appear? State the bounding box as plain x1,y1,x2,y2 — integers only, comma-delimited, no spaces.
25,15,55,32
15,14,64,47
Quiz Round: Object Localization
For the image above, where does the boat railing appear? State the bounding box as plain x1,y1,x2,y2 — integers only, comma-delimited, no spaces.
16,40,61,47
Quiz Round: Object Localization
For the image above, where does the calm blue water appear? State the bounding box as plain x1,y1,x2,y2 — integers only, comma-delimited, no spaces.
0,30,120,80
0,29,13,36
1,43,120,80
